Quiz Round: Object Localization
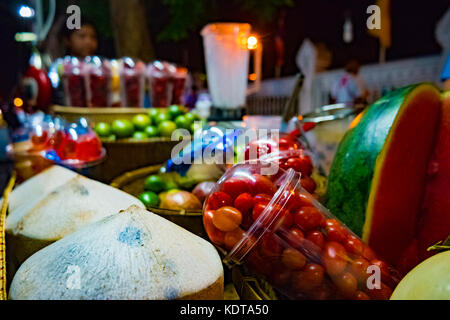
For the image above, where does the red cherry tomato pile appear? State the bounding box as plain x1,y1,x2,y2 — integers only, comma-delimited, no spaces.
88,74,110,107
203,166,399,300
244,135,317,194
30,126,102,162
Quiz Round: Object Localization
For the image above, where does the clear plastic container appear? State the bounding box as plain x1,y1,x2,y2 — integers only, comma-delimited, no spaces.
171,66,187,105
85,56,112,107
203,161,400,300
11,113,105,169
119,57,146,107
62,56,87,107
148,61,172,108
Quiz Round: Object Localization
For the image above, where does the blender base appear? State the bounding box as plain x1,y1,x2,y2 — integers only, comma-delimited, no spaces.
207,106,246,121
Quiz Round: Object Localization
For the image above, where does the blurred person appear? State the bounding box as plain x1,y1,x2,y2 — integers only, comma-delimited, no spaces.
331,59,369,105
61,20,98,59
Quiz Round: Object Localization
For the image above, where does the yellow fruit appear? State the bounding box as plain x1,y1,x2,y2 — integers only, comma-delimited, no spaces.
390,250,450,300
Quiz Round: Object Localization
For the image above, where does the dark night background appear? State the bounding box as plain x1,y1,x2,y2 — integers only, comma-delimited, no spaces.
146,0,450,78
3,0,450,79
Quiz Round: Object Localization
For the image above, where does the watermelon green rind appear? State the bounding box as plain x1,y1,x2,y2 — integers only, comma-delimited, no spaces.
325,84,426,236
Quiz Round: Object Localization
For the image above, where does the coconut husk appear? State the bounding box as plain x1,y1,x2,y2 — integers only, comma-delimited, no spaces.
9,205,223,300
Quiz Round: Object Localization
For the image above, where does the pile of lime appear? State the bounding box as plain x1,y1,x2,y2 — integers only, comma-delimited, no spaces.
94,105,203,141
138,173,197,207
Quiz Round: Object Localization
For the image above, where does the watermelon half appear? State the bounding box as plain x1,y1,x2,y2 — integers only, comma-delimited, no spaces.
325,83,442,270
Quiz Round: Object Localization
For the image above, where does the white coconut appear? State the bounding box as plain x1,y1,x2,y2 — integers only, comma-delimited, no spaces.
4,165,144,277
9,205,224,300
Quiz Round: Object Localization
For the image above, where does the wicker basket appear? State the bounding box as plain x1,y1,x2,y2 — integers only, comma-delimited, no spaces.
51,105,151,123
110,165,205,239
231,267,277,300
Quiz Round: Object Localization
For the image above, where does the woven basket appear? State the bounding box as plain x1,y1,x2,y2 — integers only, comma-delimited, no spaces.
51,105,151,123
110,165,205,239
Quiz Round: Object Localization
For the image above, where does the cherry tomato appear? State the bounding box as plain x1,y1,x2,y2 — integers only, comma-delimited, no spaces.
259,233,282,258
345,235,364,256
354,291,370,300
291,263,324,292
207,191,232,210
277,137,292,150
349,257,370,283
300,176,316,193
306,230,325,249
370,259,392,284
221,177,252,199
270,266,292,287
293,207,325,231
280,189,314,211
281,248,306,270
252,202,266,221
286,156,313,177
365,282,393,300
271,207,293,231
246,249,273,277
282,227,305,248
212,206,242,231
253,193,272,205
224,227,246,250
322,241,348,276
326,225,349,244
310,283,333,300
233,193,254,215
362,245,377,261
252,174,277,195
203,210,225,244
299,155,313,176
333,272,357,297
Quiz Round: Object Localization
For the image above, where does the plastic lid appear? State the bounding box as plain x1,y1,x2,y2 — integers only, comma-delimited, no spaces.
223,166,301,266
201,23,251,36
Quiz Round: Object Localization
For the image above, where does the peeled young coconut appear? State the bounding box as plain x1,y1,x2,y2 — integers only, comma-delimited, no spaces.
9,205,224,300
5,165,144,277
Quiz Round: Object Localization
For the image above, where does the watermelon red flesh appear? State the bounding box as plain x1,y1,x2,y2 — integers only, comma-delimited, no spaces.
363,87,441,266
416,92,450,261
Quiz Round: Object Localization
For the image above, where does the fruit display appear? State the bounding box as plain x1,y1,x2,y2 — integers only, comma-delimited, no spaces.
62,56,87,107
85,56,112,107
119,57,146,107
203,161,400,300
60,56,187,108
12,112,104,167
391,247,450,300
9,205,224,300
93,106,201,141
325,83,446,273
5,165,144,278
242,132,321,196
138,165,221,211
148,61,188,108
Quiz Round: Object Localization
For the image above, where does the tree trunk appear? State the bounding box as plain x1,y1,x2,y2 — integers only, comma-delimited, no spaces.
109,0,155,62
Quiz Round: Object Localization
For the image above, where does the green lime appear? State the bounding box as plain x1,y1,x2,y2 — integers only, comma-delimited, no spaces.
158,120,177,137
132,131,148,139
111,119,134,138
139,191,160,207
144,125,159,137
154,112,171,125
144,175,166,193
148,108,160,122
132,114,151,131
168,105,185,119
190,121,203,134
174,115,192,130
94,122,111,137
185,112,198,123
